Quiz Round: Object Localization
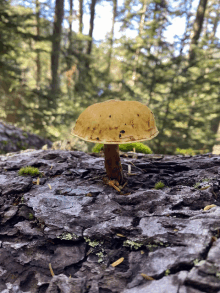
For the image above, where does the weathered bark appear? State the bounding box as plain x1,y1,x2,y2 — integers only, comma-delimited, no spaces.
106,0,117,76
35,0,41,89
103,144,124,184
86,0,97,68
1,149,220,291
51,0,64,94
188,0,208,62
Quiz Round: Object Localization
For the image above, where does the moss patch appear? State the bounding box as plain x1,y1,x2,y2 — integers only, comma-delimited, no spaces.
154,181,165,189
92,142,152,154
18,166,40,176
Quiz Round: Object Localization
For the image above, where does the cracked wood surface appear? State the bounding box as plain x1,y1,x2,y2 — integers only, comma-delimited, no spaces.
0,150,220,292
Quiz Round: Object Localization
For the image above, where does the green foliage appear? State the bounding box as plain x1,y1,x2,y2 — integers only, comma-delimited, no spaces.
0,0,219,155
154,181,165,189
92,142,152,154
175,148,197,156
175,147,209,156
18,166,40,176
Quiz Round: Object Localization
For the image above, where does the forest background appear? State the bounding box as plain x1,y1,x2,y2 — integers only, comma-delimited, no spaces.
0,0,220,155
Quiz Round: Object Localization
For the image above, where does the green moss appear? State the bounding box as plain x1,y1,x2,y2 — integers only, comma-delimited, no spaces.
119,143,152,154
194,178,211,189
92,144,104,153
92,142,152,154
1,140,8,146
57,233,79,240
154,181,165,189
84,237,100,247
146,244,159,252
28,213,34,220
16,141,28,150
165,269,170,276
123,240,143,250
18,166,40,176
96,250,105,263
202,178,210,182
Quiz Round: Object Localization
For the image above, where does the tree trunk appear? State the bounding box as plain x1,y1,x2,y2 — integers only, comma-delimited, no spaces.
79,0,83,34
36,0,41,89
211,3,220,44
86,0,97,68
106,0,117,76
188,0,208,62
132,0,148,84
68,0,73,51
51,0,64,95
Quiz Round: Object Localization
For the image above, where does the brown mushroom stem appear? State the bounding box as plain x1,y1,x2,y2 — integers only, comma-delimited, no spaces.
103,144,124,184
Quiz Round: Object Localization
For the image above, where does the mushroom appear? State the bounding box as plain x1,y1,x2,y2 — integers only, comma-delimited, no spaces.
72,100,159,184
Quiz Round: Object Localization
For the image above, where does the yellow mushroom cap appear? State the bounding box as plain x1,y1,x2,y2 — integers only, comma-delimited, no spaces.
72,100,159,144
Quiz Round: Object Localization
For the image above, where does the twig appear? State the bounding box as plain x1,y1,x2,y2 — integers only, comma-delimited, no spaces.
49,263,55,277
108,181,121,192
120,181,127,190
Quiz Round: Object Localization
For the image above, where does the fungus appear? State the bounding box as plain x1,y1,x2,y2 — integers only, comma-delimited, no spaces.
72,100,158,184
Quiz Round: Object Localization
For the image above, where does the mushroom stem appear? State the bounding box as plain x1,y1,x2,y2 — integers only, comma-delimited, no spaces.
103,144,124,184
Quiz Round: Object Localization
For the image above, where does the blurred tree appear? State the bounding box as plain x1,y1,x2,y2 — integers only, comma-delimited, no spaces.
106,0,117,77
50,0,64,96
79,0,83,34
188,0,208,62
35,0,41,89
86,0,97,68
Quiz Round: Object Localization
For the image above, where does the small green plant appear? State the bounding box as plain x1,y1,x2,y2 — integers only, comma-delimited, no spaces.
165,269,170,276
92,142,152,154
154,181,165,189
28,213,34,220
18,166,40,176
